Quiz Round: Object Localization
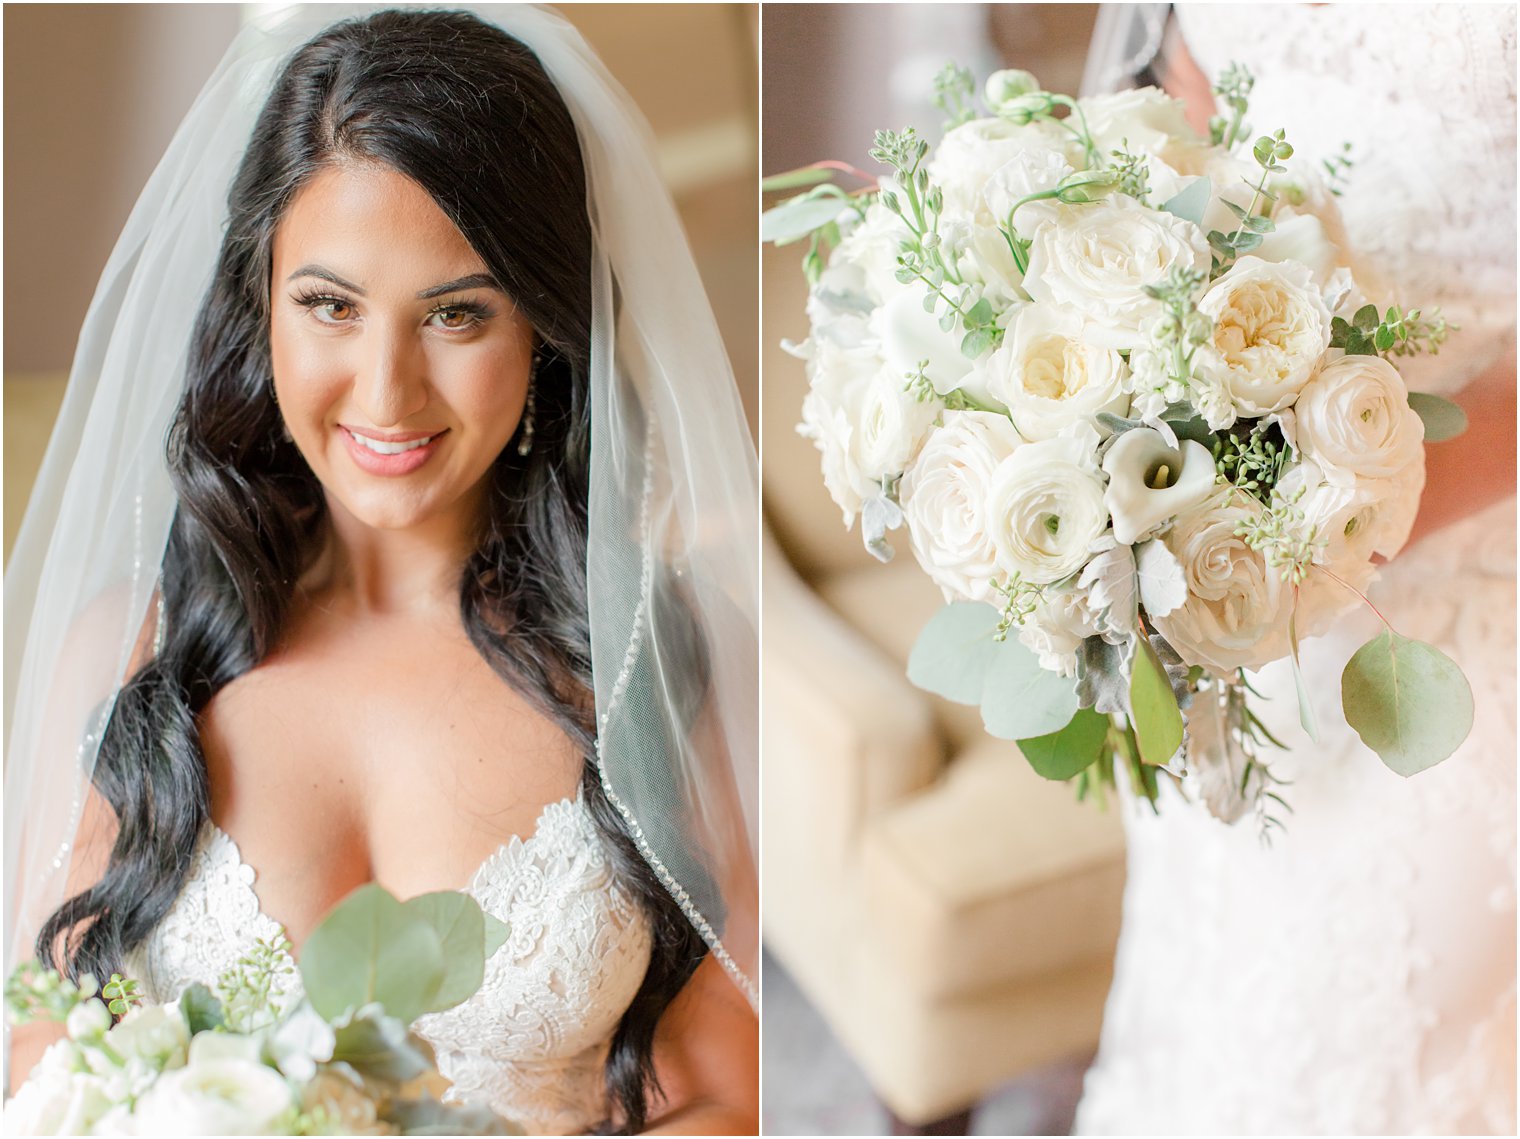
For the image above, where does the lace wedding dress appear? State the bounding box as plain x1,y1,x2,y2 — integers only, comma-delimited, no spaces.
1077,5,1517,1134
124,791,652,1136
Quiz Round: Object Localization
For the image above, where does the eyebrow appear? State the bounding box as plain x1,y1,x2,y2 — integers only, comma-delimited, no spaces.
286,267,502,300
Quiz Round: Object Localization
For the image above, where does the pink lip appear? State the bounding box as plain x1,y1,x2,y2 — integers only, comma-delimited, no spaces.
341,426,447,476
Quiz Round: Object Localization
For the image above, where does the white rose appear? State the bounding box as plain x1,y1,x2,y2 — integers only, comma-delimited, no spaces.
929,117,1074,219
107,1002,190,1069
1294,354,1424,486
1017,587,1101,677
4,1043,114,1136
799,340,937,526
1024,197,1211,349
130,1060,294,1136
1078,87,1202,162
984,146,1074,236
986,423,1109,584
900,410,1025,602
1196,256,1333,418
1151,494,1292,674
1102,427,1218,545
984,304,1130,440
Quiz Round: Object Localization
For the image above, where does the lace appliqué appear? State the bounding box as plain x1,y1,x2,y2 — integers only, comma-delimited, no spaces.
126,794,652,1137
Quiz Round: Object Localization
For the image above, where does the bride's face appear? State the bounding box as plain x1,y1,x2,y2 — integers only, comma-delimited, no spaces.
268,162,535,535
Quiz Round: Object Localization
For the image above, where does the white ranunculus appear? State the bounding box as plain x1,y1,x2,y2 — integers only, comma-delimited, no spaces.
1294,354,1424,486
1023,197,1211,349
1018,587,1102,677
130,1060,294,1136
986,423,1109,584
900,410,1025,602
108,1002,190,1069
1195,256,1333,418
1101,427,1218,545
929,117,1074,220
984,304,1130,440
798,339,941,527
1078,87,1202,163
1151,494,1292,674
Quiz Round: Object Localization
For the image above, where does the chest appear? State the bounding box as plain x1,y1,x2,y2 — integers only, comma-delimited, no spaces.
195,612,583,949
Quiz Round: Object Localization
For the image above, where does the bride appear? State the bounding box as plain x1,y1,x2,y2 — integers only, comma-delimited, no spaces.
3,6,758,1135
1077,4,1516,1134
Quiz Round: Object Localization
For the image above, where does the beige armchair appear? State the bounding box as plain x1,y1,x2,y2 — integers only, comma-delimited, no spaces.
761,242,1126,1129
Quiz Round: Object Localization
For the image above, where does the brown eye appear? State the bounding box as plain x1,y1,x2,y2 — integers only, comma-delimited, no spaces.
318,300,355,323
436,308,471,329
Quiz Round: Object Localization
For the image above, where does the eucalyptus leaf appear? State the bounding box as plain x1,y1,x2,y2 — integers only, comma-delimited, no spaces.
301,884,446,1025
482,912,509,960
961,326,997,359
980,636,1081,740
1342,629,1473,776
1407,391,1468,442
1129,635,1184,765
760,166,838,193
1288,606,1319,743
385,1097,521,1136
1353,303,1380,332
1017,708,1111,781
1161,178,1211,226
403,892,488,1014
178,982,225,1035
906,603,1003,705
760,192,848,246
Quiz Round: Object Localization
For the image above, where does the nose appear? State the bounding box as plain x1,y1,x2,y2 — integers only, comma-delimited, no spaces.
353,322,429,427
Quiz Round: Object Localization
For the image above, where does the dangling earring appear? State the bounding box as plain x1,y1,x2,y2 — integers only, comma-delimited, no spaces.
516,349,540,457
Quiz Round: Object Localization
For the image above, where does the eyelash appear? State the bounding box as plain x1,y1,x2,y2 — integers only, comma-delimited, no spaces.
290,289,494,330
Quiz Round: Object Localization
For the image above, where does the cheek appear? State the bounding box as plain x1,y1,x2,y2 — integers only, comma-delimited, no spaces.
268,308,349,418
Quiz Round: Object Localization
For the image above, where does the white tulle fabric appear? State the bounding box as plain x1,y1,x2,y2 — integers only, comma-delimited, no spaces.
124,793,651,1136
1077,5,1517,1134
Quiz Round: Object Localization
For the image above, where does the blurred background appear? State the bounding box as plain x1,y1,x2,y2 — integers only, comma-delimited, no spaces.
3,2,758,562
761,6,1118,1135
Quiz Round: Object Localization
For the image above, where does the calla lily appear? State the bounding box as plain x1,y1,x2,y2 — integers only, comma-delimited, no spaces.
1101,427,1217,545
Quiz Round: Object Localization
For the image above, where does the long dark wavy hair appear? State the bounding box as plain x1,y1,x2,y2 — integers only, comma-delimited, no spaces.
37,10,708,1131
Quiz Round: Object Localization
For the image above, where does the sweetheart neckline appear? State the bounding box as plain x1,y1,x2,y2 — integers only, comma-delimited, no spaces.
202,788,588,947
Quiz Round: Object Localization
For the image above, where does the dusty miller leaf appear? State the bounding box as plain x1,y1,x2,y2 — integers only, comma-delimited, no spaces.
1076,635,1134,716
1079,543,1137,638
1135,539,1187,618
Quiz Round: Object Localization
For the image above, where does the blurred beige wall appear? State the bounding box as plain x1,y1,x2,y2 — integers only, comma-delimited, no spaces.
4,2,758,561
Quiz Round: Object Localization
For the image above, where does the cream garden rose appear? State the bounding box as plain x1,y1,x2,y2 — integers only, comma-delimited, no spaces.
1023,197,1211,349
900,410,1025,602
129,1059,295,1136
1151,494,1291,674
1196,256,1333,419
984,304,1130,440
1293,353,1425,485
985,423,1109,584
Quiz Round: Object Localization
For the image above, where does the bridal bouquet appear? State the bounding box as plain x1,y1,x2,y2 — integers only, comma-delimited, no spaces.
764,64,1474,827
5,888,519,1135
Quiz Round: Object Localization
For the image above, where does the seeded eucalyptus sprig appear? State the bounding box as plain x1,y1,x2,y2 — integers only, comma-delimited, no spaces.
1208,129,1293,272
1233,485,1323,586
932,62,978,131
1209,62,1255,150
1141,265,1213,389
991,573,1048,641
1212,421,1292,502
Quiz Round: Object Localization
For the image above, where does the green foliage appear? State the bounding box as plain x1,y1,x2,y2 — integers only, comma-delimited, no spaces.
760,166,839,193
1321,140,1355,196
301,886,445,1026
1287,604,1318,743
1141,265,1213,389
1209,62,1255,150
401,893,490,1014
102,973,142,1018
1342,629,1475,776
1407,391,1468,442
1334,303,1455,359
1129,635,1184,766
179,982,226,1035
4,961,98,1026
932,62,978,130
760,186,851,246
1213,421,1292,501
1017,708,1111,781
1207,128,1291,273
1108,143,1153,203
906,602,1080,741
1159,177,1211,226
1234,483,1322,586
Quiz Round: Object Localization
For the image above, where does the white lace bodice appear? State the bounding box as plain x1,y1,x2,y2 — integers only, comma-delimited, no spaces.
124,792,652,1136
1078,6,1517,1133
